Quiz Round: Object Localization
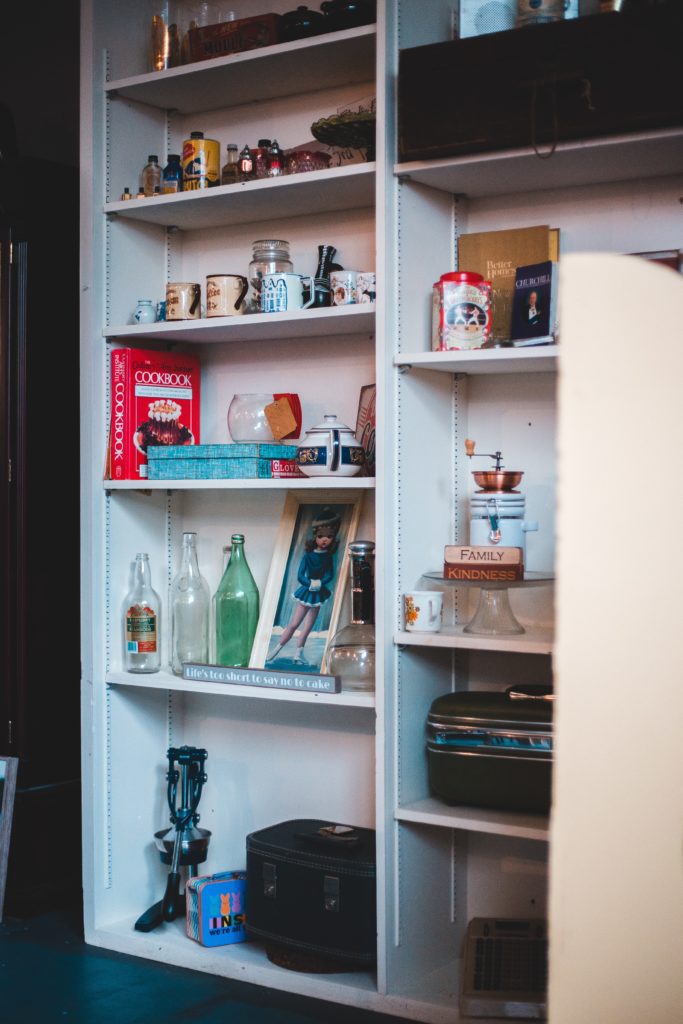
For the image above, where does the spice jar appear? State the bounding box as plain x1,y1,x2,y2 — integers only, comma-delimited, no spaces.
248,239,293,313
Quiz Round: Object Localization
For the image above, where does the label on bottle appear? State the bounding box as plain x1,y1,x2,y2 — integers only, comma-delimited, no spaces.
161,181,180,193
126,605,158,653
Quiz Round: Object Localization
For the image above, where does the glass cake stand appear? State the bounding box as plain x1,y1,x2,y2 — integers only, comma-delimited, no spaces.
422,571,554,636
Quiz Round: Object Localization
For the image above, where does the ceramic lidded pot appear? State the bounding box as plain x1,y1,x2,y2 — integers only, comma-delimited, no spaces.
320,0,376,31
295,414,365,477
280,5,327,42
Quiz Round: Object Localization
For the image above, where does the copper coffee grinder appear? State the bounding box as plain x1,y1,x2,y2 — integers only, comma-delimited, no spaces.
465,439,538,557
135,745,210,932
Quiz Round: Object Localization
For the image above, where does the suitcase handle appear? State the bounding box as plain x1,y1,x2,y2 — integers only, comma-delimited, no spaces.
507,686,554,702
297,825,362,849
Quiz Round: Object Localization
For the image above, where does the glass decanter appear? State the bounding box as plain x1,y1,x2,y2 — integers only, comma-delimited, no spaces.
327,540,375,692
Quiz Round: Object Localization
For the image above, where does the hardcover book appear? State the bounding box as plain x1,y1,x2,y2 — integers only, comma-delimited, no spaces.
510,261,559,344
458,226,559,342
106,348,201,481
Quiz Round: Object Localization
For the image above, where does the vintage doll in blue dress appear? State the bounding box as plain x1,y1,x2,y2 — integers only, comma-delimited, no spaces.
266,507,341,665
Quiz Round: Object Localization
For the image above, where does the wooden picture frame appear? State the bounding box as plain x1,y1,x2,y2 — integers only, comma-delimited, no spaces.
250,493,363,674
0,756,18,922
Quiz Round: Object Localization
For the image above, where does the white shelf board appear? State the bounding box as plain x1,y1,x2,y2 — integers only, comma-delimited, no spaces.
395,127,683,198
394,625,554,656
105,477,376,491
88,917,467,1024
396,798,549,842
106,25,376,114
105,303,375,343
394,347,559,375
107,670,376,709
105,163,376,231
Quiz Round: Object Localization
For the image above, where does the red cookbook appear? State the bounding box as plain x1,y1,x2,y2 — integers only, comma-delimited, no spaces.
106,348,201,481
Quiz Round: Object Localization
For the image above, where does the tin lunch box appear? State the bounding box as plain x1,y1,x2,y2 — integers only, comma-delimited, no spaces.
427,687,553,814
246,818,376,966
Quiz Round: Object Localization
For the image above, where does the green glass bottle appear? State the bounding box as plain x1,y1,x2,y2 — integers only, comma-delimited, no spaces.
213,533,259,667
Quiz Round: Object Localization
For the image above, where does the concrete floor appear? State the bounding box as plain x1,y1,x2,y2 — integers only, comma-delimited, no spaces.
0,907,406,1024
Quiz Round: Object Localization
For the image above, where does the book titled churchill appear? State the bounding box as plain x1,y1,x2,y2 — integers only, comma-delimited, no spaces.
510,261,558,346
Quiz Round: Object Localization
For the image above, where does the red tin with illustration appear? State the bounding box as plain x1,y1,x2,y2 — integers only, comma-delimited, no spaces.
437,271,492,351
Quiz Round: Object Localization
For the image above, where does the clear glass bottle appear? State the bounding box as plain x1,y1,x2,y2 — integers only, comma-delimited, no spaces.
142,154,161,196
170,532,210,675
248,239,292,312
123,553,161,673
220,144,240,185
162,153,183,193
214,534,260,667
327,540,375,692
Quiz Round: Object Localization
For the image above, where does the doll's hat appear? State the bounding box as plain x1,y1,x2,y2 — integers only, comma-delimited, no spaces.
312,506,342,531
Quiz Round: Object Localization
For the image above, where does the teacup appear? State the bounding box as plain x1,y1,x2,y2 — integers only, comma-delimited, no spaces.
404,591,443,633
355,271,376,304
261,273,315,313
330,270,357,306
166,281,201,320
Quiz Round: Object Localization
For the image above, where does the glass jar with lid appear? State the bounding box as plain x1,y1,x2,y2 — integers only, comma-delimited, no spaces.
248,239,293,312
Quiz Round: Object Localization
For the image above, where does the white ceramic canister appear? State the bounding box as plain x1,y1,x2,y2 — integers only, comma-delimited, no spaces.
469,492,539,557
295,414,365,477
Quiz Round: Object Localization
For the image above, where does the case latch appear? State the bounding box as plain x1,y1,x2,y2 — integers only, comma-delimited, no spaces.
324,875,340,912
263,862,277,898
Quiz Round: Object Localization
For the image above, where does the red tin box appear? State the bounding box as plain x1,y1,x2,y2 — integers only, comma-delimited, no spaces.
187,14,281,63
106,347,200,482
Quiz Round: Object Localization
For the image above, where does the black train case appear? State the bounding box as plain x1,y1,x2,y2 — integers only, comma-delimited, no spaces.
427,686,553,814
246,818,376,967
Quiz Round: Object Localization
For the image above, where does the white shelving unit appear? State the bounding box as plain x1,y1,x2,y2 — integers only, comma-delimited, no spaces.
81,2,683,1021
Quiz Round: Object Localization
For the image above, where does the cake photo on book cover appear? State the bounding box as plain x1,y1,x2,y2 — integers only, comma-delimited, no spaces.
510,260,558,347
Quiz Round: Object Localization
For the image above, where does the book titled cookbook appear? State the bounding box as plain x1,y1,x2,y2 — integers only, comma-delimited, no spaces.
105,348,201,481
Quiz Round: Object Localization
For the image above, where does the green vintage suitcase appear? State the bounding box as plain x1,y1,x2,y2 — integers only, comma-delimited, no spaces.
427,687,553,814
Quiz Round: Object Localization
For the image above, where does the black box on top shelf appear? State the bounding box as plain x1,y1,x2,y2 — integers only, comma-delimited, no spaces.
398,8,683,163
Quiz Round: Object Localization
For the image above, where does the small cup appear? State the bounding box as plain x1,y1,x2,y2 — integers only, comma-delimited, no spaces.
206,274,249,317
355,271,376,305
166,281,201,320
261,273,315,313
330,270,358,306
404,591,443,633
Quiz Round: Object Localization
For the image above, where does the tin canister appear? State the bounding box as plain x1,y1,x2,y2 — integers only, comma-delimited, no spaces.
182,131,220,190
438,271,492,351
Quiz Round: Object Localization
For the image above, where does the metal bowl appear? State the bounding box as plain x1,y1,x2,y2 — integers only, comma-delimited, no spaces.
472,470,523,492
155,826,211,866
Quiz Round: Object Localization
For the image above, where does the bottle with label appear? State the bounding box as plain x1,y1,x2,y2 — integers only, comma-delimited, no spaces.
170,532,210,675
326,540,375,691
162,153,182,193
213,534,259,667
141,154,161,196
182,131,220,190
220,144,240,185
123,553,161,673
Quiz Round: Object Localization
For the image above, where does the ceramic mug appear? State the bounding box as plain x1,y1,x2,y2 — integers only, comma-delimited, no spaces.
355,271,376,305
261,273,315,313
404,591,443,633
166,281,201,320
330,270,357,306
206,274,249,317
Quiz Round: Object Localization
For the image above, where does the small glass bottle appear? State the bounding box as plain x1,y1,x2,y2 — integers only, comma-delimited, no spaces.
123,553,161,673
214,534,260,667
170,532,210,675
221,144,240,185
267,139,284,177
248,239,293,312
326,541,375,692
142,155,161,196
252,138,272,179
238,144,254,181
121,187,132,201
162,153,182,193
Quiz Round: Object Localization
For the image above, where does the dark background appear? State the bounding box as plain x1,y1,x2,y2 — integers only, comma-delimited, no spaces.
0,0,81,913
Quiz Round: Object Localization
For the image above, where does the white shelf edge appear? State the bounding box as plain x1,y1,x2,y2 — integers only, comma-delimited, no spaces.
87,917,467,1024
107,670,376,708
394,626,554,656
104,478,376,491
394,347,559,375
396,798,550,842
105,24,377,95
104,303,376,343
104,162,376,217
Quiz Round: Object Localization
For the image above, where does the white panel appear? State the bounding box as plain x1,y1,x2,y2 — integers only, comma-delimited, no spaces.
550,254,683,1023
466,833,548,920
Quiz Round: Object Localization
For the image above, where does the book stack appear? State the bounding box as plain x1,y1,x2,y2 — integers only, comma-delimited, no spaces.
444,545,524,582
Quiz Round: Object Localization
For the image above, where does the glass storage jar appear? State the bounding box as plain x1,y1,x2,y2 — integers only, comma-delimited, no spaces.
248,239,293,312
